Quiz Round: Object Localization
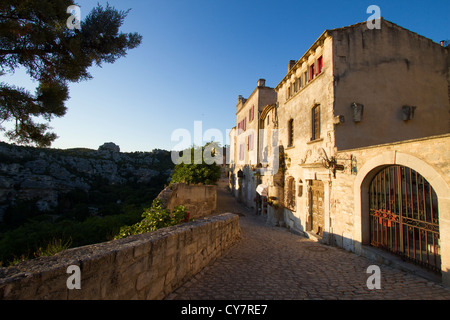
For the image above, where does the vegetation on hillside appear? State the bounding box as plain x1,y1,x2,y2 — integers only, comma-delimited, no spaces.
0,177,166,266
0,142,224,266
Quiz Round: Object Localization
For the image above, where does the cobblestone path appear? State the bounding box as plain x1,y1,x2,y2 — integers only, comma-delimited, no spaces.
166,179,450,300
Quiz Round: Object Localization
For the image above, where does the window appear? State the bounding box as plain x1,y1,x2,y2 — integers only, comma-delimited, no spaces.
285,176,296,210
309,64,315,81
308,56,323,82
249,105,255,122
317,56,323,74
287,82,297,100
238,117,247,134
296,77,300,91
303,71,308,86
311,105,320,141
247,133,254,151
239,143,245,161
287,119,294,147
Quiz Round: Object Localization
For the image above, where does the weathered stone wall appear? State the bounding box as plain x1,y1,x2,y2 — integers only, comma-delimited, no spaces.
157,183,217,219
330,134,450,285
331,134,450,247
0,213,240,300
332,19,449,150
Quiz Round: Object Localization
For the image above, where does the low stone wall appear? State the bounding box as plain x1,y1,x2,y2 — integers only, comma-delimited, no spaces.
0,213,240,300
158,183,217,219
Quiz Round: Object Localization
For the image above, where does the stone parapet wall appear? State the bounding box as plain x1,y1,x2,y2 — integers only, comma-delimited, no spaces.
158,183,217,219
0,213,240,300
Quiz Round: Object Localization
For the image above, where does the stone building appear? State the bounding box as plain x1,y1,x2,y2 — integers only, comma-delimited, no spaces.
229,19,450,285
228,79,277,209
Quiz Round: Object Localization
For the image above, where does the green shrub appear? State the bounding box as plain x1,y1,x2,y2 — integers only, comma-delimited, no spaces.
34,238,72,258
114,198,190,239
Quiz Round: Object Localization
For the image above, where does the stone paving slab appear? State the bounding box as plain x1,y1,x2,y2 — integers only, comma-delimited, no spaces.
166,179,450,301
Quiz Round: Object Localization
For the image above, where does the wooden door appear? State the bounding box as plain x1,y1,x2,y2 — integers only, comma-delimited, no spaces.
310,180,324,237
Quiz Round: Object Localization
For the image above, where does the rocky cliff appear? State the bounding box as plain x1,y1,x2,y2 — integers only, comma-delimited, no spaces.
0,142,174,218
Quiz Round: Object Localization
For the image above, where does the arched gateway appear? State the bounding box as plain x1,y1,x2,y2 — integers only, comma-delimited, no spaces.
369,165,440,272
354,151,450,280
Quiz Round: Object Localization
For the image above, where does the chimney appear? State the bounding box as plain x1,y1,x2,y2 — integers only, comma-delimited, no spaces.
257,79,266,87
238,95,247,105
288,60,296,71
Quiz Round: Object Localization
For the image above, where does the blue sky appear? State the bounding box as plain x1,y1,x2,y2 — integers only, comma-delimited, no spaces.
2,0,449,152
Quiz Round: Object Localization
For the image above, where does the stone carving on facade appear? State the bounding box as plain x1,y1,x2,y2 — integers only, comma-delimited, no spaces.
299,147,328,166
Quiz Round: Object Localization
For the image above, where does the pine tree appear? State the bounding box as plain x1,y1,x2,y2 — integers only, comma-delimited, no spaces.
0,0,142,147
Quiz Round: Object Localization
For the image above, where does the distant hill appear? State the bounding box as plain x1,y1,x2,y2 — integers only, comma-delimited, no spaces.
0,141,174,220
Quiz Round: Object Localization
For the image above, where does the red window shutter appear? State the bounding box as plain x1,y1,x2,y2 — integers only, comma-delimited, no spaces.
317,56,323,74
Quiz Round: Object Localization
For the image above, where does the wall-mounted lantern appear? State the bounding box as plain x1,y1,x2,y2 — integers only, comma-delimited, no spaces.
333,115,345,125
402,106,417,121
351,103,364,122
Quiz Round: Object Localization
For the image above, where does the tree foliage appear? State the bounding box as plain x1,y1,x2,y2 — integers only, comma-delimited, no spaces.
0,0,142,146
170,143,222,185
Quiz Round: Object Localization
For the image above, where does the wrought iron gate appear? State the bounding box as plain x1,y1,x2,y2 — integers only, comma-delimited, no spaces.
369,165,440,273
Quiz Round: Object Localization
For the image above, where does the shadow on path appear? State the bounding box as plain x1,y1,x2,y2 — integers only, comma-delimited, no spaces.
166,178,450,300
